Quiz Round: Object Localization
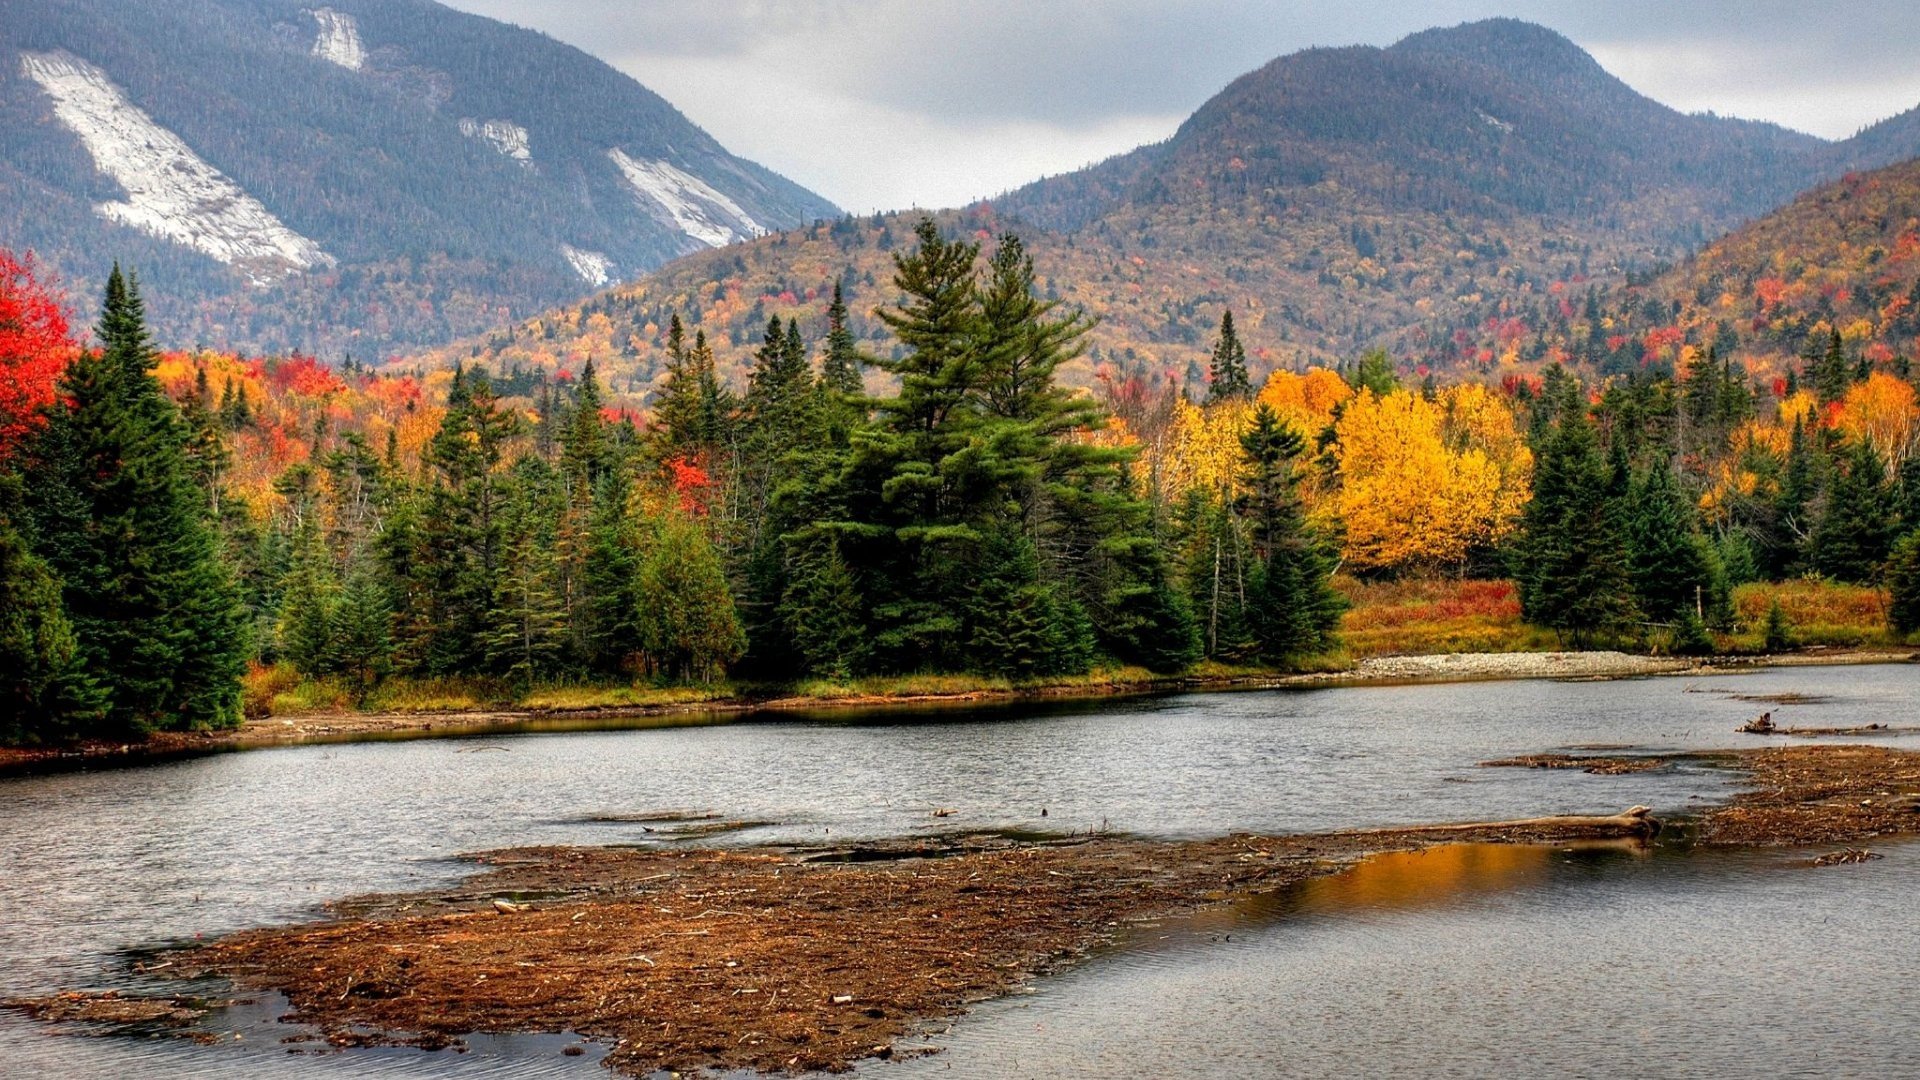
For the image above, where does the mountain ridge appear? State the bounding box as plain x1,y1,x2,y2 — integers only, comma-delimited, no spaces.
424,18,1920,401
1,0,838,356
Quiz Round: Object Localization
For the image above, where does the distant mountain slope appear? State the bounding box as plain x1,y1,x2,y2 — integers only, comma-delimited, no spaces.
430,19,1920,402
0,0,837,356
1506,157,1920,381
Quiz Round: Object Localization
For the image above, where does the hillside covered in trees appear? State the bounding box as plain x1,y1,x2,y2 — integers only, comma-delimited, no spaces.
425,19,1920,408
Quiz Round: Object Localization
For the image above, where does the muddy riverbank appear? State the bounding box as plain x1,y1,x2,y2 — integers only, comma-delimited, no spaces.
5,648,1911,777
14,744,1912,1077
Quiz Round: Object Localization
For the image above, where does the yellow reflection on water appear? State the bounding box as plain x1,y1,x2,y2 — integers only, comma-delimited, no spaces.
1295,840,1648,915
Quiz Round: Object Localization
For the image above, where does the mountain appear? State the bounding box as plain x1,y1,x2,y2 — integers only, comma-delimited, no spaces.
427,19,1920,401
1504,156,1920,382
0,0,838,357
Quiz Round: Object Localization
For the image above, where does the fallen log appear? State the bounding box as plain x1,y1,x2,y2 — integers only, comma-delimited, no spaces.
1343,806,1660,841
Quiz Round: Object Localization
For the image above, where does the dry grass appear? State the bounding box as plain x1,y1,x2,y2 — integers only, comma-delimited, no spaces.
1729,579,1893,649
1338,577,1554,657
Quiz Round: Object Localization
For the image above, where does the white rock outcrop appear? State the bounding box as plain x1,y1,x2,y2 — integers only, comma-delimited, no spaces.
607,149,763,249
21,50,332,285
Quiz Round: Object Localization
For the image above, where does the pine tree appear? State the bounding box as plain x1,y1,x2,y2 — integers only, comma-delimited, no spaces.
22,268,248,731
1809,328,1851,406
1237,405,1344,662
1626,460,1719,624
1888,530,1920,637
1813,440,1899,583
328,559,393,699
1207,311,1251,402
820,281,866,399
0,478,105,742
1516,377,1639,646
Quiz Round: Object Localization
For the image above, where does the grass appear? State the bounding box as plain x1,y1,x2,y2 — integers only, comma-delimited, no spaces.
785,665,1169,702
1337,577,1557,657
1726,579,1898,651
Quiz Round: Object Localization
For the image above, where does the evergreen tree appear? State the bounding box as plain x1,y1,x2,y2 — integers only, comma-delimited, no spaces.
1351,349,1400,396
484,458,567,684
398,366,520,674
22,268,247,731
963,528,1093,677
1813,440,1899,583
1626,460,1719,623
1764,416,1822,577
0,479,105,742
561,359,609,484
276,474,338,677
780,536,869,679
1207,311,1251,402
1762,597,1796,651
1888,530,1920,637
328,559,393,699
1236,405,1345,661
820,281,866,399
582,470,643,673
1809,328,1851,406
1516,375,1639,645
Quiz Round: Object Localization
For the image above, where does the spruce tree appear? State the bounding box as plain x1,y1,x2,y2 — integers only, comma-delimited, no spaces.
22,268,247,731
780,536,869,679
1888,530,1920,637
1207,311,1251,402
0,478,105,742
1809,328,1851,406
1813,440,1899,583
820,282,866,399
327,559,392,700
1516,377,1639,646
1626,460,1718,623
1237,405,1344,662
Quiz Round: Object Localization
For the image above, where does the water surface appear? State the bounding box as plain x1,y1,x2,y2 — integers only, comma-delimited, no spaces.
1,663,1913,1076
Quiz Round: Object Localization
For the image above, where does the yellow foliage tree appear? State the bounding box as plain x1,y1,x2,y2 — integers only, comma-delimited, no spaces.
1835,372,1919,473
1257,366,1352,435
1334,386,1531,573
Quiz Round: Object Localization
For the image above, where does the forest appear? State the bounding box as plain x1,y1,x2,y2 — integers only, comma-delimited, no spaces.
5,220,1920,745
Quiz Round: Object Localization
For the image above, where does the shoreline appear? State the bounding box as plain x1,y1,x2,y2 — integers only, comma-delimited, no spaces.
2,646,1911,776
10,744,1914,1075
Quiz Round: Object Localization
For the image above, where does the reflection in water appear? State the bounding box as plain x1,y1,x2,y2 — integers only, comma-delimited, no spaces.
882,838,1920,1079
2,664,1918,1077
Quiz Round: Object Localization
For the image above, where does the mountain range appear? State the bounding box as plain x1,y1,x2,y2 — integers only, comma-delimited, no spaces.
431,19,1920,399
0,0,838,357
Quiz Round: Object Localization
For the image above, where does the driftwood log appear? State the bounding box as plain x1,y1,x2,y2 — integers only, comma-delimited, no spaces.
1345,805,1661,841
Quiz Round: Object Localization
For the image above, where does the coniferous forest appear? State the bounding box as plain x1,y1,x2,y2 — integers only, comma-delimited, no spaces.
8,215,1920,746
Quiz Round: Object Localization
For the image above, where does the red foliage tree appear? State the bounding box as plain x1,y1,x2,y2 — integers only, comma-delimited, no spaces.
0,250,78,462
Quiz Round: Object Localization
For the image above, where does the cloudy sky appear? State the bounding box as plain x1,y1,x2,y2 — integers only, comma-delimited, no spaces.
442,1,1920,214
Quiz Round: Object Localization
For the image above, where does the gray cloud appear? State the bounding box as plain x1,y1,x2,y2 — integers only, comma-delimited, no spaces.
442,1,1920,211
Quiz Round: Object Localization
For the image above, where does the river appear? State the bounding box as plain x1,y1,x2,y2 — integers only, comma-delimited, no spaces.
1,663,1914,1077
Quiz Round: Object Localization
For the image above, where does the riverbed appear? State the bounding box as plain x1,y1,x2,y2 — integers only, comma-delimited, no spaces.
1,663,1915,1076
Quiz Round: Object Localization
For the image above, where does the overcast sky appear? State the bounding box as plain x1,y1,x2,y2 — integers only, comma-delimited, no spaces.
441,1,1920,214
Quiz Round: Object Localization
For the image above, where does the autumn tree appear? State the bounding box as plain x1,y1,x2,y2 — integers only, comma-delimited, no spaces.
0,251,76,462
